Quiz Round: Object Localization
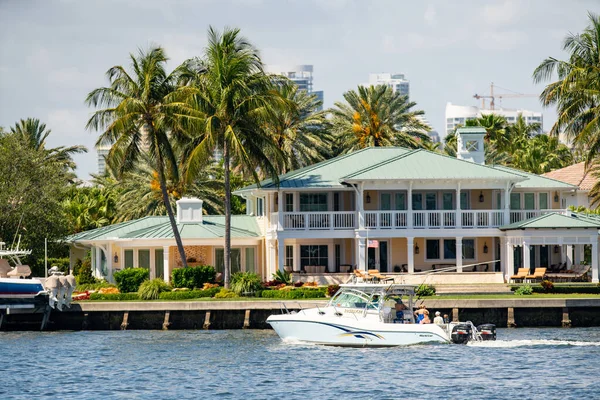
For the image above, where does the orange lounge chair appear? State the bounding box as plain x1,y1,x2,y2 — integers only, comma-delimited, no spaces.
510,268,529,283
525,268,547,283
368,269,394,283
353,269,373,283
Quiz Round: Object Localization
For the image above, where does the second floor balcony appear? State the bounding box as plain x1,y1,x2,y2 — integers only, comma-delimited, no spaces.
273,209,564,231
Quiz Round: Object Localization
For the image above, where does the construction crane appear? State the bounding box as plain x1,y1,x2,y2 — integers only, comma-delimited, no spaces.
473,82,537,110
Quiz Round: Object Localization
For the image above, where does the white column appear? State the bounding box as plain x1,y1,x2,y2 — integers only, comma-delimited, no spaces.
149,247,156,279
504,183,511,225
163,246,170,283
456,182,461,228
591,238,599,283
574,245,583,265
407,182,413,229
456,237,463,273
506,241,515,280
327,243,335,272
407,237,415,274
561,245,567,264
293,244,301,272
523,241,531,272
277,190,284,231
500,237,507,278
277,238,285,273
95,246,102,278
566,245,573,269
357,237,366,271
267,239,276,276
107,243,113,281
357,184,365,229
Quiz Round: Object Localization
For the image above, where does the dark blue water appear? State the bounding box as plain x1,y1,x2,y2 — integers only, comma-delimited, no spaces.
1,328,599,399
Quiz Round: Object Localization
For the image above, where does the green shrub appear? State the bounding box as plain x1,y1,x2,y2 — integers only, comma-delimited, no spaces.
38,257,70,274
76,281,116,292
138,279,171,300
214,288,238,298
272,270,292,285
416,284,436,297
524,285,600,294
89,293,140,301
171,265,216,289
231,272,263,295
77,257,96,285
73,258,83,276
113,268,149,293
158,287,221,300
514,284,533,295
260,287,326,299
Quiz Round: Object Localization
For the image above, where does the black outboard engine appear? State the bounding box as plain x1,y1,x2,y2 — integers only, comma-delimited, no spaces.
477,324,497,341
451,324,472,344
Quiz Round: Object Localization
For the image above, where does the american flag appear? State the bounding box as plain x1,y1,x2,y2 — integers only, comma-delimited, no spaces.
368,240,379,248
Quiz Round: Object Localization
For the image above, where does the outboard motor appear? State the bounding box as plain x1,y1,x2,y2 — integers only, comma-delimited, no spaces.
451,323,472,344
477,324,497,341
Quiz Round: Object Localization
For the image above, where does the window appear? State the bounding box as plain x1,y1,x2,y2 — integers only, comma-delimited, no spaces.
425,193,437,210
412,193,423,210
124,250,134,268
245,248,256,273
460,191,469,209
285,193,294,212
333,193,341,211
285,245,293,268
300,245,328,269
463,239,475,259
443,239,456,259
466,140,479,152
539,193,548,210
524,193,535,210
215,248,241,274
155,249,164,278
426,240,440,259
299,193,328,212
395,193,406,210
510,193,521,210
442,193,454,210
138,250,150,269
256,197,264,216
380,193,391,210
335,244,341,268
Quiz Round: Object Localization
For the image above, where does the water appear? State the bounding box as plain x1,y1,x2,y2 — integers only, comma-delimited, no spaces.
1,328,599,399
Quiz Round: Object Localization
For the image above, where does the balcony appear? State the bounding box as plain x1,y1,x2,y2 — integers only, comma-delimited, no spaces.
273,209,564,231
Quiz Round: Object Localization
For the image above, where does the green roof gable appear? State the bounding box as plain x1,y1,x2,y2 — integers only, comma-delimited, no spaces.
500,212,600,230
492,165,577,189
66,215,261,242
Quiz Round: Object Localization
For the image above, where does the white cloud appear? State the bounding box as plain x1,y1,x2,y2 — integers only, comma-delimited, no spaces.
476,30,527,51
481,0,523,26
424,4,436,26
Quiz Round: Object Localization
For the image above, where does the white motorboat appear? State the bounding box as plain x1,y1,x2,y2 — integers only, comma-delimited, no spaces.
267,283,496,347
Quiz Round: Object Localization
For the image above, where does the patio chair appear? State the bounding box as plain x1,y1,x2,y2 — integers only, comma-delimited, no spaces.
510,268,529,283
525,268,547,283
367,269,394,283
353,269,372,283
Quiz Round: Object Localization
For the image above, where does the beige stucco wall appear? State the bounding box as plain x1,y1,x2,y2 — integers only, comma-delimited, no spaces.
470,189,493,210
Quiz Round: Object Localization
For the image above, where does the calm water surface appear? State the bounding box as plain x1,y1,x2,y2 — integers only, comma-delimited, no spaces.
1,328,599,399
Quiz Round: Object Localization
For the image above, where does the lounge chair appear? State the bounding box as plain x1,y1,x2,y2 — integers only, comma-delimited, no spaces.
353,269,372,283
510,268,529,283
368,269,394,283
6,264,31,278
525,268,547,283
547,265,590,282
0,259,11,278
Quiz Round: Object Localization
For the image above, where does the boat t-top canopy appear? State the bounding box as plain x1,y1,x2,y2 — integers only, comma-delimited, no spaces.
339,283,417,296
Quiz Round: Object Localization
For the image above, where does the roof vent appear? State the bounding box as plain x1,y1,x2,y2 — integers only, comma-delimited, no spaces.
176,197,203,224
456,127,486,165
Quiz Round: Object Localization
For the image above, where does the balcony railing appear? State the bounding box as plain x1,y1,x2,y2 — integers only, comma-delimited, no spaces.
274,209,566,231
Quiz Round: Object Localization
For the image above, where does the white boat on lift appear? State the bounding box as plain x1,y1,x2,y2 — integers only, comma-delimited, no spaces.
267,283,496,347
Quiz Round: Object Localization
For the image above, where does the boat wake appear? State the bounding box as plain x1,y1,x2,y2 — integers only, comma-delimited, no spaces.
467,339,600,348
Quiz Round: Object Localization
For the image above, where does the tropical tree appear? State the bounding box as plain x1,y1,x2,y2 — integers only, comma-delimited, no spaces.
10,118,87,174
330,85,431,154
511,134,573,174
63,186,117,233
533,12,600,164
266,84,332,173
180,27,285,287
85,46,198,269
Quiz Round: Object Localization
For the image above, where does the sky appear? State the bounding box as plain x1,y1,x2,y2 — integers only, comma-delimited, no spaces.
0,0,596,179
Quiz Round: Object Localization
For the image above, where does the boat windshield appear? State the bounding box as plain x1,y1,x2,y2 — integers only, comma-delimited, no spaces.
329,289,379,310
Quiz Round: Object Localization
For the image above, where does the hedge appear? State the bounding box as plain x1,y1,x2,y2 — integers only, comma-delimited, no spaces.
511,285,600,294
89,293,140,301
114,268,149,293
171,265,216,289
158,287,221,300
260,288,327,299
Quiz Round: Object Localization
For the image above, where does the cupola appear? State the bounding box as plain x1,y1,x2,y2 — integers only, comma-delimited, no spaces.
176,197,203,223
456,126,486,165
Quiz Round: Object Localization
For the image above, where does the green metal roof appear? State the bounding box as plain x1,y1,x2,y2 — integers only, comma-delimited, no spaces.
343,149,523,181
500,212,600,230
492,165,577,189
456,127,487,135
66,215,262,242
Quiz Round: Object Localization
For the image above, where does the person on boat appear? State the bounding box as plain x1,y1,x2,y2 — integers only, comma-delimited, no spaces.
414,305,428,323
433,311,444,325
420,310,431,324
394,298,407,323
443,314,450,324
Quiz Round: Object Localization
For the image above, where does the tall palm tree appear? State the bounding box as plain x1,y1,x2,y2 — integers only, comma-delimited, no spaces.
330,85,431,154
267,84,332,173
10,118,87,172
85,46,198,269
533,12,600,164
180,27,284,287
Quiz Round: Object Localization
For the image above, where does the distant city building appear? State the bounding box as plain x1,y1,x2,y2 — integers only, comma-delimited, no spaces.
444,102,543,137
96,145,110,175
366,73,410,98
266,65,324,110
416,116,440,143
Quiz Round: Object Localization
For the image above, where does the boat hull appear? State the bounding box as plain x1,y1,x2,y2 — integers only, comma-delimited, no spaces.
0,278,45,298
267,313,451,347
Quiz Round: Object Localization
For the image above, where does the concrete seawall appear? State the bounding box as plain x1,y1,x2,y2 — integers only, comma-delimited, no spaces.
2,299,600,331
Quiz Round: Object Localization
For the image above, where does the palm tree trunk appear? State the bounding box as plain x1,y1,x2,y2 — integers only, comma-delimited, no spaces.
156,151,188,271
223,140,231,289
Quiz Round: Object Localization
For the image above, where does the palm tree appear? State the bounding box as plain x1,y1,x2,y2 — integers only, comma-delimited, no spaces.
10,118,87,172
330,85,431,154
533,12,600,164
85,46,198,269
180,27,284,287
511,134,573,174
63,186,117,233
267,84,332,173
